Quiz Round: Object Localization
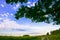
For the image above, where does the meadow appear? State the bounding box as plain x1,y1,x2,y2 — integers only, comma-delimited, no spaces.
0,34,60,40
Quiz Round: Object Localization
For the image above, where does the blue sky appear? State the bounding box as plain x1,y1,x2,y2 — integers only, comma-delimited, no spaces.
0,0,60,36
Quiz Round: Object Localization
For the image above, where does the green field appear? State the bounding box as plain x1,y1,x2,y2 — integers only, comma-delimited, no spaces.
0,36,42,40
0,34,60,40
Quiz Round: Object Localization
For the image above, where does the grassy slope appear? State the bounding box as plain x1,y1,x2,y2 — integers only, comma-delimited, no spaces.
48,35,60,40
0,35,60,40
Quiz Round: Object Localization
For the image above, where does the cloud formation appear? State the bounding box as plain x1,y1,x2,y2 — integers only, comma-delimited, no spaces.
0,0,60,36
0,13,60,36
27,2,36,7
13,3,20,10
0,4,4,7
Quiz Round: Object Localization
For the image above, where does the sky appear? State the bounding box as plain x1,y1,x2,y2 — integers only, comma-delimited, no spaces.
0,0,60,36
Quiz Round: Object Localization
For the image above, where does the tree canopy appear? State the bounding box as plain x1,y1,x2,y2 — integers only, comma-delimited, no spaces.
6,0,60,24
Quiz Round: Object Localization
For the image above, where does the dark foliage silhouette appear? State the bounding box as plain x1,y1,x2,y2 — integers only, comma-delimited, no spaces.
6,0,60,24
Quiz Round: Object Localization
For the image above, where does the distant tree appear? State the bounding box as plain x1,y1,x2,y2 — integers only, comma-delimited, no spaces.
46,32,49,35
23,35,30,36
6,0,60,24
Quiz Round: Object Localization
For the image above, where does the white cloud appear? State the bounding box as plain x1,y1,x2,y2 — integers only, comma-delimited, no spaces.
0,14,4,17
27,2,31,4
4,13,8,17
0,4,4,7
0,18,31,36
6,12,9,15
31,2,36,6
6,12,13,17
27,2,36,7
0,12,13,18
0,18,2,20
0,18,60,36
13,3,20,10
10,13,13,16
16,4,20,7
0,13,60,36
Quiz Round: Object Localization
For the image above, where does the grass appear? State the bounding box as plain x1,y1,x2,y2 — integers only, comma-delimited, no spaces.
47,35,60,40
0,36,42,40
0,34,60,40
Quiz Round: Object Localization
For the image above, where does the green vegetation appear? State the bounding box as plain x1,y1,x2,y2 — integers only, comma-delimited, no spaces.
47,35,60,40
51,28,60,35
6,0,60,25
0,36,42,40
0,35,60,40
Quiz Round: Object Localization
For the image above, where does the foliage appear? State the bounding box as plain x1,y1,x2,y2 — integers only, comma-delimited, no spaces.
48,35,60,40
6,0,28,4
50,28,60,35
6,0,60,24
0,35,60,40
46,32,49,35
0,36,42,40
